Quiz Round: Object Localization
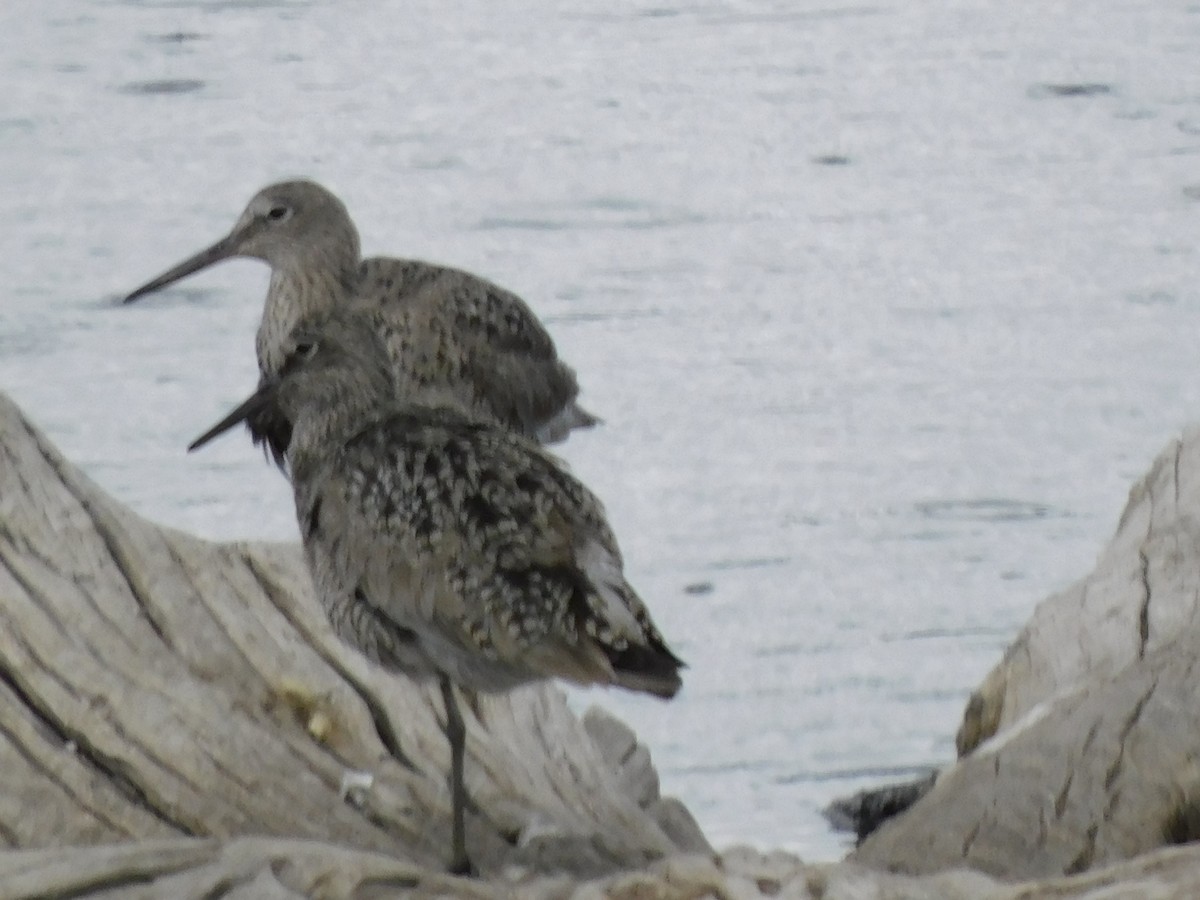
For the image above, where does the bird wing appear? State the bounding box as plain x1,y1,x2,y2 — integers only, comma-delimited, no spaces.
295,463,437,678
323,410,678,695
357,258,592,440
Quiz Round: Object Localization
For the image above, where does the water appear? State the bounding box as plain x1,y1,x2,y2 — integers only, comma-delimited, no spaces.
2,0,1199,861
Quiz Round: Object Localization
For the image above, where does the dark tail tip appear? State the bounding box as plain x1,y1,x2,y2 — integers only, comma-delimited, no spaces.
608,642,685,699
576,405,603,429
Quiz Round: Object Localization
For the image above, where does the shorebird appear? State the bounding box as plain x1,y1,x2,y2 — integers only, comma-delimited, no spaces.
124,179,597,459
189,313,682,875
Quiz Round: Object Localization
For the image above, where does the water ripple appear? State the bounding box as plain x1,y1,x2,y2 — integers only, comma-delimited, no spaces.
914,498,1064,523
144,31,207,43
1028,82,1114,99
118,78,205,96
777,763,937,786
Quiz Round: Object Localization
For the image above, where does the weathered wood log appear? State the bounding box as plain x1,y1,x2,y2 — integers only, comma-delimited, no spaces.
9,388,1200,896
7,831,1200,898
824,772,937,841
955,430,1200,754
0,390,707,880
853,427,1200,879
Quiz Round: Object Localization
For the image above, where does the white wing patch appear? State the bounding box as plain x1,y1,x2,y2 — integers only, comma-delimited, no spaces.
577,536,641,641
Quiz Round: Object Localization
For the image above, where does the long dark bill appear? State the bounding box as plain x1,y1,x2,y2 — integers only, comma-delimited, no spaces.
124,231,242,304
188,384,276,453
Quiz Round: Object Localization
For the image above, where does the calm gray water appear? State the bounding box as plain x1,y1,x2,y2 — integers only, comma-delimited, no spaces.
2,0,1199,859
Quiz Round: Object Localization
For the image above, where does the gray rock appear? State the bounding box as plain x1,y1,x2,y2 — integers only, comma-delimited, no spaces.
855,427,1200,880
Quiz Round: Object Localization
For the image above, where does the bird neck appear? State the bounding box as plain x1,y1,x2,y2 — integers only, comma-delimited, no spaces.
257,245,362,376
282,374,390,477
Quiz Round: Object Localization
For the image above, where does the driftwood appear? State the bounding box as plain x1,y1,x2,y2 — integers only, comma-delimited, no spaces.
0,391,706,886
854,427,1200,879
7,388,1200,896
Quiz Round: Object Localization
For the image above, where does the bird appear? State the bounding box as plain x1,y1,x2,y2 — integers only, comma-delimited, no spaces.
124,179,598,461
188,312,682,875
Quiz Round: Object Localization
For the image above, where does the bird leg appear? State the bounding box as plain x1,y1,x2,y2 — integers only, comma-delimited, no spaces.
439,676,473,876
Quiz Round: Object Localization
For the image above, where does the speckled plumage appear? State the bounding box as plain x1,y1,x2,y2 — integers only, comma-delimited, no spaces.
187,313,680,873
299,401,680,697
125,179,597,455
256,316,681,699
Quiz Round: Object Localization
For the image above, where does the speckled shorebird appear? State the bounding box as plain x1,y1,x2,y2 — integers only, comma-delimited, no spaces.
124,179,597,457
188,313,681,875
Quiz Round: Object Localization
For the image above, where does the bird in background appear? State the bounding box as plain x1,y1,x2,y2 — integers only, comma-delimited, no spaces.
124,179,598,461
188,312,682,875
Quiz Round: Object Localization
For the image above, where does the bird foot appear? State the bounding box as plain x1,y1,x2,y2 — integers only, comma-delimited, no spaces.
447,852,477,877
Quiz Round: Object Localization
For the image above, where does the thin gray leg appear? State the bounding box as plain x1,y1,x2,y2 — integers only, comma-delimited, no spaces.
440,676,472,875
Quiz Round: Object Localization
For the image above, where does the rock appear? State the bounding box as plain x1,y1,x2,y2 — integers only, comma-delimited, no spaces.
823,772,938,841
584,706,661,808
957,430,1200,752
853,428,1200,879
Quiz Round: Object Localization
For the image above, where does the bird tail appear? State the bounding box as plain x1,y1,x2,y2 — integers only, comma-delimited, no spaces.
607,641,685,700
535,402,602,445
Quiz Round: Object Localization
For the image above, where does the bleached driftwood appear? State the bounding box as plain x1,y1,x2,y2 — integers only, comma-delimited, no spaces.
854,428,1200,879
0,390,706,881
955,430,1200,753
9,388,1200,897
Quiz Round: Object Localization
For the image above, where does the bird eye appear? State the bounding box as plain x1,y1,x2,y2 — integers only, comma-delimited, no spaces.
280,338,318,375
266,205,291,222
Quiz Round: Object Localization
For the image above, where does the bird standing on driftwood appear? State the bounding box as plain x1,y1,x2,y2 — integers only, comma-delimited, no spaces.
124,179,597,460
190,314,682,874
